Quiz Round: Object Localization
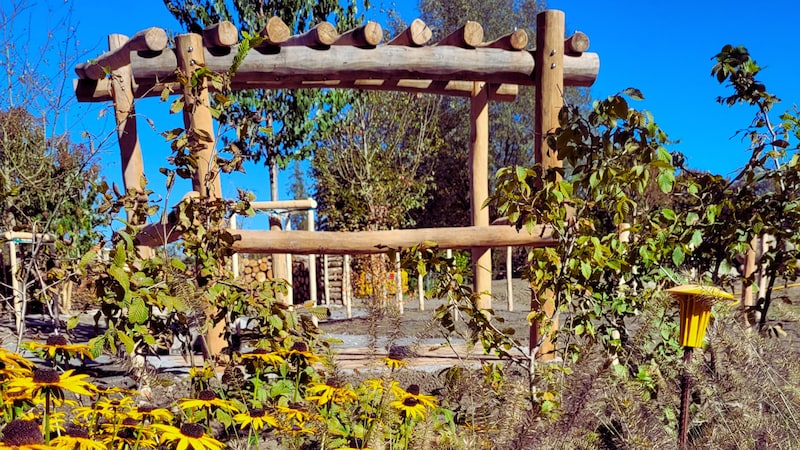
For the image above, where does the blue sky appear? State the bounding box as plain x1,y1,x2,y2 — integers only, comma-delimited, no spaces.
12,0,800,223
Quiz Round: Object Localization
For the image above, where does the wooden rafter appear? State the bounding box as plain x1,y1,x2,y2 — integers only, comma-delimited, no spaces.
74,16,598,103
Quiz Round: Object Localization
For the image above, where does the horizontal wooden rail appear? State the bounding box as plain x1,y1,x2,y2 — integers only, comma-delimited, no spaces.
133,223,555,254
122,44,598,87
75,28,168,79
75,78,519,102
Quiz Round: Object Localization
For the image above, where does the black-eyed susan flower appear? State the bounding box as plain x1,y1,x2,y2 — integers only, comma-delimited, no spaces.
279,423,315,437
232,407,278,431
24,335,93,366
379,356,407,370
178,390,239,414
0,348,33,375
50,426,106,450
100,417,156,449
277,341,321,366
389,384,437,421
238,349,285,366
0,419,52,450
389,395,426,421
274,404,315,425
7,368,96,402
399,384,437,409
152,423,225,450
128,404,174,424
305,381,358,407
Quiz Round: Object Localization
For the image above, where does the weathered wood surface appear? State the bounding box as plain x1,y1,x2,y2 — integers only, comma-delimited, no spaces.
334,21,382,47
118,45,599,86
75,28,167,79
481,29,529,50
531,10,565,362
387,19,432,46
76,77,519,103
203,21,238,47
437,21,483,48
565,31,590,54
470,81,492,310
231,225,555,255
283,22,338,47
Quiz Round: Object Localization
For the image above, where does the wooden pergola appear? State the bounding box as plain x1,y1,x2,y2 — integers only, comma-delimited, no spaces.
74,10,598,360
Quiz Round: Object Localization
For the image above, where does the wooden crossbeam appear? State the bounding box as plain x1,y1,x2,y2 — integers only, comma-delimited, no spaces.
75,27,167,79
134,223,555,253
121,45,597,87
74,78,520,102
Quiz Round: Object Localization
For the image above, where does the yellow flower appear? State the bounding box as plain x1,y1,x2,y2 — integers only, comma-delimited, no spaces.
72,395,134,422
279,423,315,437
0,348,34,382
24,335,94,363
50,426,106,450
7,368,96,401
179,390,239,414
398,384,437,409
128,404,175,423
389,396,427,421
389,385,437,421
238,349,285,366
153,423,225,450
232,408,279,431
277,341,321,366
379,356,407,370
274,405,315,424
100,417,156,449
305,382,358,406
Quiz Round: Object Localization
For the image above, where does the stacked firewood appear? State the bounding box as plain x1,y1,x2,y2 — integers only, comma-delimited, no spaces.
237,254,347,305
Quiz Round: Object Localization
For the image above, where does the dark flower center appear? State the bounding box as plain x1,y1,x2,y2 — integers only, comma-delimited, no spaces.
46,334,68,346
406,384,420,396
249,408,265,418
122,418,139,427
403,397,419,407
251,348,268,355
198,390,217,401
2,419,44,445
65,425,89,439
32,368,60,384
138,405,156,413
180,423,205,438
291,342,308,353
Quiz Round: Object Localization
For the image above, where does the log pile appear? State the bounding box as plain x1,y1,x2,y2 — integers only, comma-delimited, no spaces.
237,254,347,305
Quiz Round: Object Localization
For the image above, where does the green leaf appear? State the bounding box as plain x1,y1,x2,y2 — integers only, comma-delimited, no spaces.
581,261,592,280
661,208,676,221
129,297,149,325
116,330,135,355
672,246,685,266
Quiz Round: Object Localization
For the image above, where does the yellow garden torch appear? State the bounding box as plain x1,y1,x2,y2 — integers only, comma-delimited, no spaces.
666,284,734,450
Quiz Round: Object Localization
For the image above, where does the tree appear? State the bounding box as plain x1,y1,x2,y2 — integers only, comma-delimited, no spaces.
311,91,438,232
412,0,590,229
0,1,108,337
288,160,308,230
163,0,370,200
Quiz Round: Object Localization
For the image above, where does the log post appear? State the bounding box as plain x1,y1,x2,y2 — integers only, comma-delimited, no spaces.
109,33,151,260
307,207,317,305
175,33,225,360
531,10,565,361
395,252,404,315
270,216,291,306
230,214,240,279
344,254,352,318
507,246,514,311
742,236,757,328
323,254,331,305
175,33,222,198
470,81,492,310
418,273,425,311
